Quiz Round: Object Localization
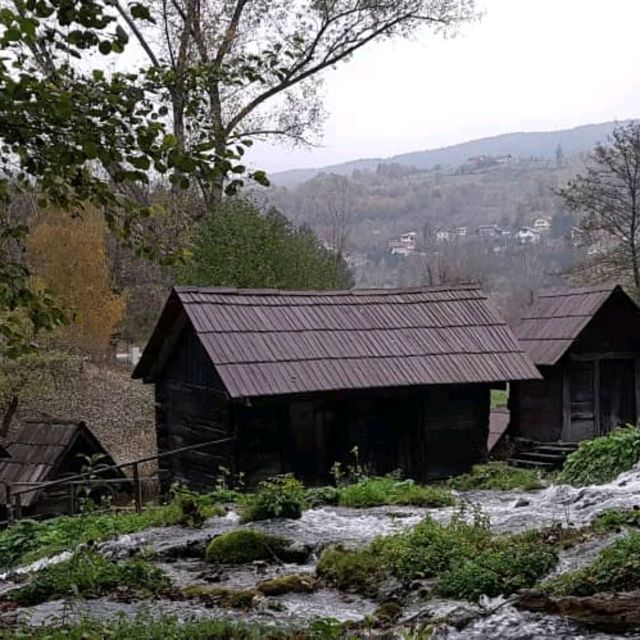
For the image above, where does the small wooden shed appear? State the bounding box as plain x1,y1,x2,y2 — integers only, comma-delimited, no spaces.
510,285,640,443
0,418,128,516
133,285,540,488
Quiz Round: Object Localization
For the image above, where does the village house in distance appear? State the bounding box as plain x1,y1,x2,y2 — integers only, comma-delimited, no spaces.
510,285,640,445
133,285,540,489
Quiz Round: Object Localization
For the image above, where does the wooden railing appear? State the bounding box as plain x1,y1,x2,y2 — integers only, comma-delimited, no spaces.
3,436,234,522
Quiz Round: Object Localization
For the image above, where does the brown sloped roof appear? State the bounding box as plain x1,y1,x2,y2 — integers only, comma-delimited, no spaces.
514,284,629,366
0,419,121,507
134,285,541,398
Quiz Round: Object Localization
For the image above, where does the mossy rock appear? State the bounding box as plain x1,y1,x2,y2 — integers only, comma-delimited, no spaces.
374,601,403,622
205,529,301,564
182,585,257,609
257,573,317,596
316,545,387,597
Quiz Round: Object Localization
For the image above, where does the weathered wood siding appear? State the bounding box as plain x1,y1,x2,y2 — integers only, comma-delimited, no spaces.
510,366,564,442
155,327,233,491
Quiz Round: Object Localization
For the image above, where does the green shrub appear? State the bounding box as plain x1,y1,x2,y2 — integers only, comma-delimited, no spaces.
491,389,508,409
337,475,454,508
240,474,306,522
304,486,340,507
543,533,640,596
436,537,557,600
8,550,169,606
168,483,225,527
448,463,545,491
372,508,492,580
558,426,640,486
204,529,293,564
316,546,386,597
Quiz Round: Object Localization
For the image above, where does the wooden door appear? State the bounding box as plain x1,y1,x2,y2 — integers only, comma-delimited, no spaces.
565,361,596,442
600,359,636,434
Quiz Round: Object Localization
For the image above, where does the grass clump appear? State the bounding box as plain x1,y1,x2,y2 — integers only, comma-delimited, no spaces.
8,550,169,606
593,507,640,532
4,614,350,640
240,474,306,522
257,573,317,596
447,463,546,491
558,425,640,486
205,529,294,564
337,475,454,508
543,532,640,596
0,491,226,570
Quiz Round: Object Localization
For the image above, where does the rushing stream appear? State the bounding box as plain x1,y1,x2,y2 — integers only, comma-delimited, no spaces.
3,464,640,638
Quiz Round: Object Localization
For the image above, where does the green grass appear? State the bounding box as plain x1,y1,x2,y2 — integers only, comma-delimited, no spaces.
558,425,640,486
447,463,546,491
543,532,640,596
3,614,349,640
336,475,454,508
7,549,170,606
592,507,640,532
240,474,306,522
0,494,226,571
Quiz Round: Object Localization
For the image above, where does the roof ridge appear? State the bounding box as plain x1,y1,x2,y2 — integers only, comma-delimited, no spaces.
174,283,482,297
536,285,618,298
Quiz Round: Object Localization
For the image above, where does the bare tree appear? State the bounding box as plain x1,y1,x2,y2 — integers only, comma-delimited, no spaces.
115,0,477,207
558,121,640,289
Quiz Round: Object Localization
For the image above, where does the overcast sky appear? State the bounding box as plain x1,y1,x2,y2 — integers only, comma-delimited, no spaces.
249,0,640,173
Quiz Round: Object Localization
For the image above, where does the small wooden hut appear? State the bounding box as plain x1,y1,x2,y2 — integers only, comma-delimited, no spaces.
0,418,128,516
133,285,540,488
510,285,640,443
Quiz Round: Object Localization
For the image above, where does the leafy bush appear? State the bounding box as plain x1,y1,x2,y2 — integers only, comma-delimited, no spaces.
448,463,545,491
205,530,293,564
337,475,454,508
240,474,306,522
371,507,492,580
8,550,169,606
304,486,340,508
543,533,640,596
558,426,640,486
436,537,557,600
169,483,225,527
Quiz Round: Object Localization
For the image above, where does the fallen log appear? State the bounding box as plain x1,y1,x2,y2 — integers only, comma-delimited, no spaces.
516,589,640,632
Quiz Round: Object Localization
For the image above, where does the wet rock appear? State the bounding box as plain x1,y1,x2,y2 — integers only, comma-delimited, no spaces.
181,584,258,610
513,498,530,508
516,588,640,631
376,576,404,601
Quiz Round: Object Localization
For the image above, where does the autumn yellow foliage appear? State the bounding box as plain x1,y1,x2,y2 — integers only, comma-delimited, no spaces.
26,209,127,355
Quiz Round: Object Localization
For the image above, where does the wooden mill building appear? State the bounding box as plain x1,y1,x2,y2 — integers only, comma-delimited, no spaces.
0,418,127,516
510,285,640,443
133,285,540,487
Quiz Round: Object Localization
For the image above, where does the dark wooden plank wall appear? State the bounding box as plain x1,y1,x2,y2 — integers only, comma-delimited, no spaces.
155,328,233,491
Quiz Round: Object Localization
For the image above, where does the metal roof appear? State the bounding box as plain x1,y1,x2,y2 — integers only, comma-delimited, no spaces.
514,284,630,366
0,419,120,507
134,285,540,398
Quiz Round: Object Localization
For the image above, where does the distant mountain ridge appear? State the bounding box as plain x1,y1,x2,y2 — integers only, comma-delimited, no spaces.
271,121,631,186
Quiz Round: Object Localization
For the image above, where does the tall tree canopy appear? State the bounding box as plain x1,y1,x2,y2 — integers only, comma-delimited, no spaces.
27,209,127,355
558,122,640,290
177,199,353,289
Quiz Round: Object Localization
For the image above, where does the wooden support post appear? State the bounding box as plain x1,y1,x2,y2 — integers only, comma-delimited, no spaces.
69,483,75,515
6,485,12,524
14,493,22,521
133,463,142,514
